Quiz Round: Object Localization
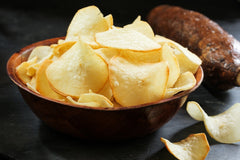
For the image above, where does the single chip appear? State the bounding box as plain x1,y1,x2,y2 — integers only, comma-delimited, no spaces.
161,133,210,160
164,72,196,99
36,59,65,101
97,80,113,100
155,35,202,74
154,35,174,44
66,92,113,108
119,49,161,63
161,43,180,88
95,28,161,51
94,47,119,64
104,14,113,29
109,56,169,107
52,41,76,57
65,5,109,48
123,16,155,39
186,101,240,143
26,76,39,93
28,46,52,62
16,57,37,84
67,96,99,107
46,39,108,98
26,46,53,77
26,62,41,77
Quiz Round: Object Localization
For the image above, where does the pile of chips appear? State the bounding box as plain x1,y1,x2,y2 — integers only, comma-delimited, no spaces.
16,5,202,108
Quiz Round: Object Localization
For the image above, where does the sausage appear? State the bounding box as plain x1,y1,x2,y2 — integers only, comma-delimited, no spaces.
147,5,240,91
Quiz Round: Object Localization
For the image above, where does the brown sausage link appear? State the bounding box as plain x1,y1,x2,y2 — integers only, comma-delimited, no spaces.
147,5,240,91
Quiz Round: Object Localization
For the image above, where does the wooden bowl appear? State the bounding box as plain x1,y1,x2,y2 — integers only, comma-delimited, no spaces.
7,37,203,140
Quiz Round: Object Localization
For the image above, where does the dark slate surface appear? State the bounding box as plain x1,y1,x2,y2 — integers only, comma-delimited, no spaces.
1,0,240,159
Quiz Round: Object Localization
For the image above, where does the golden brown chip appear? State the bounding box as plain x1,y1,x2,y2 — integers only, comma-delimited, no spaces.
165,72,196,98
52,41,76,57
155,35,202,74
161,133,210,160
161,43,180,88
94,47,119,64
66,92,113,108
95,28,161,51
104,14,114,28
36,59,65,100
119,49,161,63
16,57,37,84
109,56,169,107
65,5,109,48
123,16,154,39
46,39,108,98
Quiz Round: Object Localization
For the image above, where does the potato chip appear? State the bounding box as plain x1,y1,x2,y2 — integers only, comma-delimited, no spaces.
109,56,169,107
66,92,113,108
123,16,154,39
95,28,161,51
161,43,180,88
164,72,196,99
161,133,210,160
36,59,65,100
16,57,37,84
46,39,108,98
187,101,240,143
155,35,202,74
65,5,109,48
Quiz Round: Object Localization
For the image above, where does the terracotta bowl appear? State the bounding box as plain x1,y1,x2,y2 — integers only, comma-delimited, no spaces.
7,37,203,140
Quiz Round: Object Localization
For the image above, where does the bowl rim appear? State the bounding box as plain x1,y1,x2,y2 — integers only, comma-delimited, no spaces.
7,37,204,111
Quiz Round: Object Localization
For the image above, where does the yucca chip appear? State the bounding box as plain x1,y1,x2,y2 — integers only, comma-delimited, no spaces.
155,35,202,74
28,46,52,62
164,72,196,99
97,81,113,100
104,14,113,29
26,62,41,77
36,59,65,101
46,39,108,98
66,92,113,108
26,76,38,93
26,46,53,77
123,16,154,39
65,5,109,48
161,133,210,160
16,57,37,84
52,41,76,57
95,28,161,51
94,47,119,64
119,49,161,63
109,56,169,107
161,43,180,88
187,101,240,143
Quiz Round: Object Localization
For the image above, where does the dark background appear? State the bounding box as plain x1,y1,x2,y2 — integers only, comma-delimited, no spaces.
1,0,240,159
